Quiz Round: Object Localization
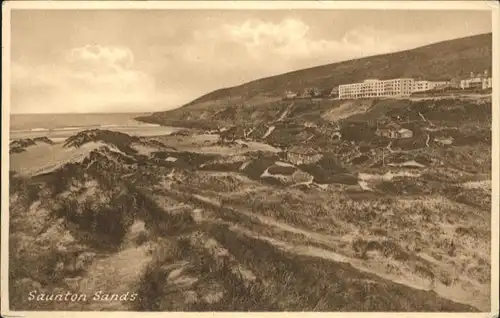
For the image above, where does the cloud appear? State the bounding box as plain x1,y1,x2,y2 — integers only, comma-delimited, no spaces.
69,45,134,64
12,15,483,114
11,45,185,113
67,45,135,72
150,18,434,99
226,18,310,48
220,20,428,63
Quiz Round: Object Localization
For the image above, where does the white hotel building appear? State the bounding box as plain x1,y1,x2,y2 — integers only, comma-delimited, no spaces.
338,78,415,99
413,80,450,92
338,78,451,100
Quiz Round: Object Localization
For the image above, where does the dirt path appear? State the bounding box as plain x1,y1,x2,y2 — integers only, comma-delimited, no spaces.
190,193,346,246
174,190,484,311
184,192,431,291
65,245,153,310
276,103,294,122
227,223,432,291
226,221,486,311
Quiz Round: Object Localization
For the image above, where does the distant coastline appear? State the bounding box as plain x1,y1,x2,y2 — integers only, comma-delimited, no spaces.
10,112,153,130
9,112,181,142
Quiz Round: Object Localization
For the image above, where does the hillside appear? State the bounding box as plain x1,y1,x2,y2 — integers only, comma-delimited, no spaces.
137,32,491,127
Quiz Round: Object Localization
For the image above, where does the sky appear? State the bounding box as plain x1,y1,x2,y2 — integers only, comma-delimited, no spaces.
10,9,492,114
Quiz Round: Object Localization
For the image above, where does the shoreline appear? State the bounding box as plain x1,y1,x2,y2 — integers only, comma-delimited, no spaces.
10,125,184,142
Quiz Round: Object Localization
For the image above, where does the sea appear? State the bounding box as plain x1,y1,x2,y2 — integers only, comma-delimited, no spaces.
10,113,181,142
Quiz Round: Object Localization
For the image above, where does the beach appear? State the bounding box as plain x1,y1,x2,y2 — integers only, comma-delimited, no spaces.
10,113,182,142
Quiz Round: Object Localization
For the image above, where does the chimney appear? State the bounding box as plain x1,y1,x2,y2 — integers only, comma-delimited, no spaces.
484,69,489,78
470,71,474,79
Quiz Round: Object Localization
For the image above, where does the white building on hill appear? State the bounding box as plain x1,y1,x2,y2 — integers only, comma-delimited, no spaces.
338,77,455,99
413,80,451,93
338,78,414,99
460,70,492,90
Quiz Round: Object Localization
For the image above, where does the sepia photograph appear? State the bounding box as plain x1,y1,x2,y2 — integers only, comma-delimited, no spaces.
1,1,499,316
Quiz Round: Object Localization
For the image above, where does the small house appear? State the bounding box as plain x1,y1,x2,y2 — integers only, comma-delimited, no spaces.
330,87,339,97
450,77,461,88
376,122,400,139
302,87,322,98
435,136,454,146
303,122,318,128
460,70,492,90
284,90,298,99
219,126,239,142
376,128,395,138
285,146,323,165
396,128,413,139
376,123,413,139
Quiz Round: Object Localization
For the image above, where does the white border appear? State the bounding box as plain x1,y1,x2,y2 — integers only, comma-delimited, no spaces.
490,4,500,317
0,1,498,10
1,1,499,317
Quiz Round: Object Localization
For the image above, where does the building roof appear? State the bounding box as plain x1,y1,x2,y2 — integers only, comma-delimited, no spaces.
287,146,320,155
398,128,412,133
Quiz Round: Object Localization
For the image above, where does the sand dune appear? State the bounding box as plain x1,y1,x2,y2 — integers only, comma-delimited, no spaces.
10,142,105,177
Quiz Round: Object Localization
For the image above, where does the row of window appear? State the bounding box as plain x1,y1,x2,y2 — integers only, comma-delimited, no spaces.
340,85,411,91
340,92,410,97
340,87,412,92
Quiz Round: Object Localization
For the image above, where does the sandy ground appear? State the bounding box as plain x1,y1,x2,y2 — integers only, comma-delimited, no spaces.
10,142,106,177
322,100,373,121
157,134,281,155
9,126,184,175
65,245,153,310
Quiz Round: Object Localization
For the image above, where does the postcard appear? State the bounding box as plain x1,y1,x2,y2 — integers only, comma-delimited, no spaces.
1,1,499,317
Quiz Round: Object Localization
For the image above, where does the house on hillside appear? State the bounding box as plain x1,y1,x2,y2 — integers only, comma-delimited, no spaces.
450,77,461,88
460,70,492,90
330,87,339,98
376,123,413,139
377,128,396,139
396,128,413,139
376,122,400,138
302,87,322,98
435,136,454,146
219,126,239,142
285,146,323,165
284,90,298,99
331,131,342,140
304,122,318,128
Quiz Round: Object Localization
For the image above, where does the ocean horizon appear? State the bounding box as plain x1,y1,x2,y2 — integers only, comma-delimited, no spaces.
10,112,154,131
9,112,180,141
